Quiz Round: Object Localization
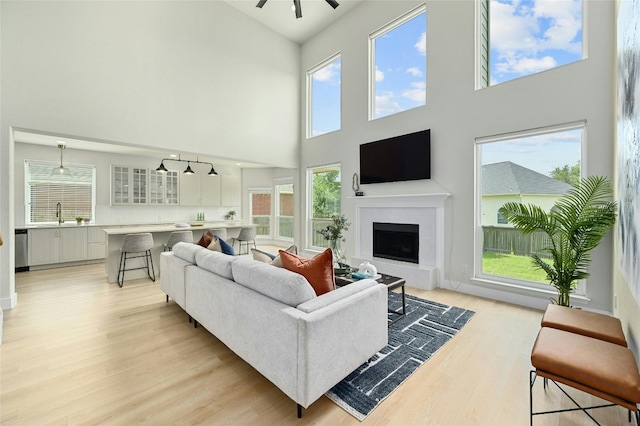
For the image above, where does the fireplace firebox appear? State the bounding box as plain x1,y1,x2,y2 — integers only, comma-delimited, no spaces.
373,222,419,264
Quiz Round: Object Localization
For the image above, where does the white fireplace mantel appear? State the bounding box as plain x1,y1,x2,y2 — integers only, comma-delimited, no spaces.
350,193,450,290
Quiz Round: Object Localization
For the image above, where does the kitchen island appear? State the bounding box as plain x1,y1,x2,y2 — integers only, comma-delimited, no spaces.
103,222,251,284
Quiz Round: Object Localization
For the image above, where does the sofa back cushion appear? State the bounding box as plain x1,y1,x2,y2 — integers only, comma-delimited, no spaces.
172,242,203,264
195,249,236,280
231,257,316,306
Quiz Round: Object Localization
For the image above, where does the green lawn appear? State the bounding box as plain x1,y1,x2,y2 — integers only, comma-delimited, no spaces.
482,251,548,283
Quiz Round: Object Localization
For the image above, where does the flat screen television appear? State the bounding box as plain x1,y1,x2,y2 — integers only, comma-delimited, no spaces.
359,129,431,184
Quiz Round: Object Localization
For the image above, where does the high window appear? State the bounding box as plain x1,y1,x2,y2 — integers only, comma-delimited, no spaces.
25,160,96,224
370,4,426,120
476,122,584,292
308,164,341,250
275,181,294,241
249,189,272,237
307,53,341,138
478,0,583,87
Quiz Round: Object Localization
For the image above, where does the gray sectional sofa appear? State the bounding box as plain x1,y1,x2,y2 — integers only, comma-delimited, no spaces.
160,242,388,417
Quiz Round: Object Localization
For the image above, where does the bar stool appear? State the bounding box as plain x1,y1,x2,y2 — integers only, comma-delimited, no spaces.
235,226,257,255
163,230,193,252
210,228,228,241
118,233,155,288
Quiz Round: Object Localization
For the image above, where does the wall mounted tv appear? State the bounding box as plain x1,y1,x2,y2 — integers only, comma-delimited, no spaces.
359,129,431,184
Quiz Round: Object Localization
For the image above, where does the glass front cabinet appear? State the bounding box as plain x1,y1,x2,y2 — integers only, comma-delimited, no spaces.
149,170,179,205
111,165,149,205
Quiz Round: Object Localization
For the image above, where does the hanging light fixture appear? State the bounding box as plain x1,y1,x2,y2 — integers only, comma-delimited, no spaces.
56,142,68,174
183,162,195,175
155,156,218,176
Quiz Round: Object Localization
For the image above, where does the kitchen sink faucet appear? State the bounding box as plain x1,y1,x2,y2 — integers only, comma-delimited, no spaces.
56,202,63,225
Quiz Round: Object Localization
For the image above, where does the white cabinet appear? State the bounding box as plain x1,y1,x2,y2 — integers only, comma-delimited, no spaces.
220,175,241,206
111,166,148,205
149,170,179,205
180,173,221,206
28,227,88,266
87,227,105,260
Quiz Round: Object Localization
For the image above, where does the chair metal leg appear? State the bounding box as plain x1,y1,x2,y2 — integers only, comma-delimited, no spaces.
297,404,302,418
118,252,126,288
146,249,156,282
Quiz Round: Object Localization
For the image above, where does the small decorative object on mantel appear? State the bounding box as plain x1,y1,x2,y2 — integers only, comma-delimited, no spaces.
316,214,351,267
352,173,363,196
224,210,236,221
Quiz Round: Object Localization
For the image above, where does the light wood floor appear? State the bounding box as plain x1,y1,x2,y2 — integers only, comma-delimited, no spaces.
1,261,630,425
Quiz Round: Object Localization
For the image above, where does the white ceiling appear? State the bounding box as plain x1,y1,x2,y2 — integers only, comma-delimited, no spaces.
15,1,363,167
224,0,364,44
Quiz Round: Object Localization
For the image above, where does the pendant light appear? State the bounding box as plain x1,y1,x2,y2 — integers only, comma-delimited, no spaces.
56,142,68,175
183,162,195,175
155,156,218,176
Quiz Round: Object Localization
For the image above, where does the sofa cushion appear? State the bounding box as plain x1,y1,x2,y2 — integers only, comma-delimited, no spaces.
218,237,235,256
231,257,316,306
197,230,214,247
172,241,203,264
270,244,298,268
251,248,276,262
195,249,236,280
296,279,378,313
279,248,335,296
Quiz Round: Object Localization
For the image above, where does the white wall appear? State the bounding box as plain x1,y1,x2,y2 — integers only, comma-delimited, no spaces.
300,0,615,311
14,143,241,227
0,0,300,308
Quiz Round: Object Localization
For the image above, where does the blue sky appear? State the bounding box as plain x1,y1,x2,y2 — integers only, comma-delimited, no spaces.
310,57,341,137
490,0,582,85
481,128,582,176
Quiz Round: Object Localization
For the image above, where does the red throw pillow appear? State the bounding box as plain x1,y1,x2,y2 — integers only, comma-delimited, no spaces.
197,231,214,248
279,248,335,296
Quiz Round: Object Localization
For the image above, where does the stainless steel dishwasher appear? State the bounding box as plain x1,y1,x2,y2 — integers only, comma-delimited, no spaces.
15,228,29,272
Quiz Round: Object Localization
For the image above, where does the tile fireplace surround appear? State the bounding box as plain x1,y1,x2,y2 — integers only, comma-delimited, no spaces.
350,193,450,291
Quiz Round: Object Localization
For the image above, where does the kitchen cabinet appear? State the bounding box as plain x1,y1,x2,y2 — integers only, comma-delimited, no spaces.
87,227,105,260
29,227,88,266
111,166,148,205
179,173,221,206
220,175,241,206
149,170,179,205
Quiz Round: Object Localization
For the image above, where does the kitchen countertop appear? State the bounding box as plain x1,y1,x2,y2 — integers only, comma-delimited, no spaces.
16,220,244,231
102,222,250,235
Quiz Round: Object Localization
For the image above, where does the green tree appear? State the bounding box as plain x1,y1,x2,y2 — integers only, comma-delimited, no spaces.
313,169,341,218
550,161,581,186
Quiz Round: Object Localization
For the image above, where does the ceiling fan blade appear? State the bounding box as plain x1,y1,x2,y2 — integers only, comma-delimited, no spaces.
256,0,267,8
293,0,302,18
325,0,339,9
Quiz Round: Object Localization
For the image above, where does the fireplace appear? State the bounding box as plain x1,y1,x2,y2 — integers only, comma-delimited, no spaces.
373,222,419,264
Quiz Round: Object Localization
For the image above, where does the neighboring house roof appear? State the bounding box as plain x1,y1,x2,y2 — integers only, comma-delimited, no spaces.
482,161,572,195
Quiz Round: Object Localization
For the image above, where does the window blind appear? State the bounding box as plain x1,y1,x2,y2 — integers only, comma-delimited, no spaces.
25,160,96,224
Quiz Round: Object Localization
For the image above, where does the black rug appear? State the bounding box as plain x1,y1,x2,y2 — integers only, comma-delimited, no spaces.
325,292,475,421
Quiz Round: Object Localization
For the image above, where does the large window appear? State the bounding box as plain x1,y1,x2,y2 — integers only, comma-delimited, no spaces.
476,122,584,291
478,0,583,87
275,181,294,241
370,4,426,120
307,53,341,138
249,189,272,237
308,164,341,249
25,160,96,224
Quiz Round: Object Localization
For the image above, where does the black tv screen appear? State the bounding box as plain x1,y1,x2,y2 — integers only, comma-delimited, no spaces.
359,129,431,184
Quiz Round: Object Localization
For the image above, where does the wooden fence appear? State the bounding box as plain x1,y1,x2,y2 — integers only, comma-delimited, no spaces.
483,226,552,258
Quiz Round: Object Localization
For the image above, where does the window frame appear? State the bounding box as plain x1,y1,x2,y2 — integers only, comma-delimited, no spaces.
306,163,342,251
476,0,586,89
369,3,427,121
306,52,342,139
274,178,295,242
25,159,97,225
474,121,587,295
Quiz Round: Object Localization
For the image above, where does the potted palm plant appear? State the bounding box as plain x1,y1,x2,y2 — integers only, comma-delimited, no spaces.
498,175,617,307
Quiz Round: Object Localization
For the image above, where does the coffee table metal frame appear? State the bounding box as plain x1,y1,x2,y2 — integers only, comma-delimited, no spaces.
335,268,406,324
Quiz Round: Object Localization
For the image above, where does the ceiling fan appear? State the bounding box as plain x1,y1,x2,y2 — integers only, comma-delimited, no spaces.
256,0,339,19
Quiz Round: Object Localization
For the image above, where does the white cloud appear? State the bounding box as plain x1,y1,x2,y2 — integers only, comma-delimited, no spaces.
375,66,385,82
313,62,340,83
490,0,582,75
415,32,426,56
495,54,557,75
406,67,423,77
375,92,402,117
402,82,426,103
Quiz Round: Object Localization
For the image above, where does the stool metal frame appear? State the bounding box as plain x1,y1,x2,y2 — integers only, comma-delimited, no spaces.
235,226,256,255
118,233,156,288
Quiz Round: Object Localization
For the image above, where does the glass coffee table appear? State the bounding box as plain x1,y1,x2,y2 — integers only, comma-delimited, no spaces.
335,266,406,324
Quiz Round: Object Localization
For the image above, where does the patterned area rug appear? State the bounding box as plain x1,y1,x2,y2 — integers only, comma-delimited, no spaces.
325,292,475,421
